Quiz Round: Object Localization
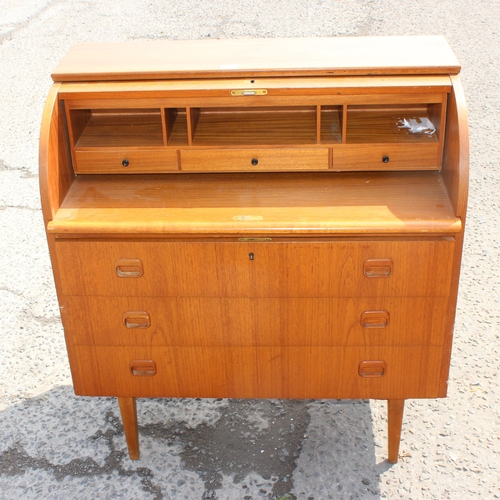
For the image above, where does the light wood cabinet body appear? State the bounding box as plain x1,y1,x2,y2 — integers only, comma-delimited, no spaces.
40,36,468,463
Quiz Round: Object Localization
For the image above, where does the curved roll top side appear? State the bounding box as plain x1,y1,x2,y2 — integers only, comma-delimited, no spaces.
437,74,469,397
442,75,470,220
39,83,75,228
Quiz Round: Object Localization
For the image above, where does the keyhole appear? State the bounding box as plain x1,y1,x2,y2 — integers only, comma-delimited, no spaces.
249,253,254,261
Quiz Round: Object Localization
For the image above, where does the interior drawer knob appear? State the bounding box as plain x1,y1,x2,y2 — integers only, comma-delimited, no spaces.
382,155,390,163
358,360,387,378
251,158,259,166
123,311,150,329
130,360,156,377
122,159,130,167
361,310,390,328
363,258,393,278
115,258,143,278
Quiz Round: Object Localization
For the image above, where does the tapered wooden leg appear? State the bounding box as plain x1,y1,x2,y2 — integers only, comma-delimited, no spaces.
388,399,405,463
118,397,140,460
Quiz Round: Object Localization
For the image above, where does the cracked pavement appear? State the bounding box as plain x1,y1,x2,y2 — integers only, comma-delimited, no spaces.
1,0,500,498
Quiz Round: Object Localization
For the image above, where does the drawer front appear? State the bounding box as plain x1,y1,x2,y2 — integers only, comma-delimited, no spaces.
71,345,444,399
180,148,329,172
74,148,178,174
333,143,440,171
63,296,449,347
55,239,455,298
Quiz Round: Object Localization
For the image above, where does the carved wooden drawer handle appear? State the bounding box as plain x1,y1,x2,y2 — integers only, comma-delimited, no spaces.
115,258,143,278
361,310,390,328
123,311,150,329
358,360,387,378
363,258,393,278
130,360,156,377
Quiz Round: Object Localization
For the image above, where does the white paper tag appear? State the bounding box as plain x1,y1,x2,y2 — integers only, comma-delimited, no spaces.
397,117,436,135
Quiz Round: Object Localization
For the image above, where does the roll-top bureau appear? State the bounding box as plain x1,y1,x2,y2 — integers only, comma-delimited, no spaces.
39,36,469,462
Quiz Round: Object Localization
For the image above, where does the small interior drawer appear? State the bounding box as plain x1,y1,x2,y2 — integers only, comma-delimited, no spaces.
333,143,440,171
180,148,329,172
74,148,178,174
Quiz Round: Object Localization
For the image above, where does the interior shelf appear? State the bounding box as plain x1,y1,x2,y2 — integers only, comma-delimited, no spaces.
72,109,164,148
346,104,440,144
192,107,318,146
68,102,444,149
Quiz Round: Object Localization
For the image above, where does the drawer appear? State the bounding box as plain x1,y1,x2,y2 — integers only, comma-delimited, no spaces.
74,148,178,174
63,296,449,347
333,143,440,171
180,148,329,172
71,345,444,399
54,239,455,298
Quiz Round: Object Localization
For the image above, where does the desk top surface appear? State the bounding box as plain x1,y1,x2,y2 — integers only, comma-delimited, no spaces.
48,172,461,237
52,36,461,82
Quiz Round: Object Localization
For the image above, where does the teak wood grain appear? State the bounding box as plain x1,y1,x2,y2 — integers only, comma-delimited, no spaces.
62,92,446,175
346,104,442,144
180,148,329,172
388,400,405,463
118,398,139,460
438,75,470,395
40,36,468,463
39,84,75,223
191,107,318,146
61,295,450,347
74,149,178,174
333,144,440,171
47,172,461,236
62,93,448,112
53,240,455,298
57,76,452,100
70,344,444,400
51,36,460,81
73,109,164,147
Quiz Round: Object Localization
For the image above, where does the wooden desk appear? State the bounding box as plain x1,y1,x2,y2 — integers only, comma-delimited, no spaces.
39,36,468,463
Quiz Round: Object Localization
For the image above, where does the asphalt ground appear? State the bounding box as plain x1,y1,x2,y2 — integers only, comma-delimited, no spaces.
0,1,499,498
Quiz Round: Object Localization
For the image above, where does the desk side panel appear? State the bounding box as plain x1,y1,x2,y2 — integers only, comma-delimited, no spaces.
442,75,469,219
39,84,81,389
438,75,469,396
